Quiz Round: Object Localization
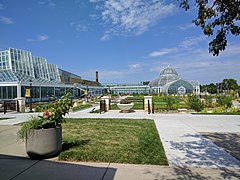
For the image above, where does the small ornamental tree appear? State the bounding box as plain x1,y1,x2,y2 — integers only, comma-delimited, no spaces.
164,96,177,110
204,95,214,108
186,95,204,112
216,95,232,109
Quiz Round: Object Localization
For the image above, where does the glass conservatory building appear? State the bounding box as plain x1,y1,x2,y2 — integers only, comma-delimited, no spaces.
149,66,200,95
0,48,104,101
108,67,200,95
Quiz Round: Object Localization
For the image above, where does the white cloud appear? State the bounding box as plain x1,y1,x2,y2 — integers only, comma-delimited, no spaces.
179,35,206,48
100,33,110,41
0,4,5,10
89,0,101,2
179,23,195,30
89,14,99,20
149,48,177,57
27,34,49,42
38,1,46,5
148,43,240,84
82,65,143,82
91,0,175,37
38,35,49,41
128,64,140,70
38,0,56,8
83,69,127,81
0,15,14,24
71,22,88,32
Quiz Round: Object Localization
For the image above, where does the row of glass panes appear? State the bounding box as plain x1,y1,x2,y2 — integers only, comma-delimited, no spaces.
0,52,10,69
0,50,9,56
0,70,18,81
0,48,60,82
11,51,34,77
0,86,17,99
48,64,60,81
10,48,31,54
20,86,78,99
0,55,9,61
33,57,49,80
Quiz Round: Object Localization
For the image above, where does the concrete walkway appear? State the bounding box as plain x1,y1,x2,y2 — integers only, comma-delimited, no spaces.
154,115,240,168
0,108,240,179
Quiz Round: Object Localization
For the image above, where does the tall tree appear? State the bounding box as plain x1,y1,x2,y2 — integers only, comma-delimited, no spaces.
178,0,240,56
222,78,239,91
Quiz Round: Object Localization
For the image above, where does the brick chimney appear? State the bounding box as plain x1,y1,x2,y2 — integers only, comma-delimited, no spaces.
96,71,99,83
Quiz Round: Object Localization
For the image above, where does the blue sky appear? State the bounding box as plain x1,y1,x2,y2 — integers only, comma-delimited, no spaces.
0,0,239,84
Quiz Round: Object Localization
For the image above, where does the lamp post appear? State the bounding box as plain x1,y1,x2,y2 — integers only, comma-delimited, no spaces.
29,79,33,113
108,86,110,95
216,83,219,94
86,86,89,102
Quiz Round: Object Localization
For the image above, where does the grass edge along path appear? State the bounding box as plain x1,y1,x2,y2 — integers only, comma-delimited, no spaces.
59,118,168,165
0,117,14,121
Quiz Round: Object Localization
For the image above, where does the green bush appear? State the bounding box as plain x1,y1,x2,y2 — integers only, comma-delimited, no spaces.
164,96,177,110
229,107,240,113
120,99,130,104
213,106,226,113
34,105,48,112
204,95,214,108
201,107,209,113
186,95,204,112
216,95,232,108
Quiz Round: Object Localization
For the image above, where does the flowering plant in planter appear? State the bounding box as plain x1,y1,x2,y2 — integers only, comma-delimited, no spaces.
18,93,73,140
18,93,73,159
119,99,131,104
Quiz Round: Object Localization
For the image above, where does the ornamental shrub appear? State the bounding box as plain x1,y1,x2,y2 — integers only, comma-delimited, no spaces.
216,95,232,108
186,95,204,112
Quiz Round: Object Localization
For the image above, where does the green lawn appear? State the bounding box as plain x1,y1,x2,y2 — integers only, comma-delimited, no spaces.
72,104,92,112
153,102,186,110
59,118,168,165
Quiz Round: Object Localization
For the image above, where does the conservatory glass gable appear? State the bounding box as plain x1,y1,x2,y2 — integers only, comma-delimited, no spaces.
149,66,197,95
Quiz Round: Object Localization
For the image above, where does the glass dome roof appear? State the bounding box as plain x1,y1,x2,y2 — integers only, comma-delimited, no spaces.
160,66,178,76
149,66,180,87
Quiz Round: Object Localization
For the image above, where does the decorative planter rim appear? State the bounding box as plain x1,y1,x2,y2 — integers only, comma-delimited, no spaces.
117,102,134,111
28,125,62,132
117,102,134,105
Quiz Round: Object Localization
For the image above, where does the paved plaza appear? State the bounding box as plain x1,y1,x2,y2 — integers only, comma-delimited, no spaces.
0,108,240,179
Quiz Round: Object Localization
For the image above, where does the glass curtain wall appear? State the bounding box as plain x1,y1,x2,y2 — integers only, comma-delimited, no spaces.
33,56,50,80
10,48,34,78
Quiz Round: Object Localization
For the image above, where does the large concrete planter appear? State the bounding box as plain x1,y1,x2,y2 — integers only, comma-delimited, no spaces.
26,126,62,159
117,103,134,112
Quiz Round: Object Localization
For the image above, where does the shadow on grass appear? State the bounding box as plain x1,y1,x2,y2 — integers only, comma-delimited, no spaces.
62,139,90,151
